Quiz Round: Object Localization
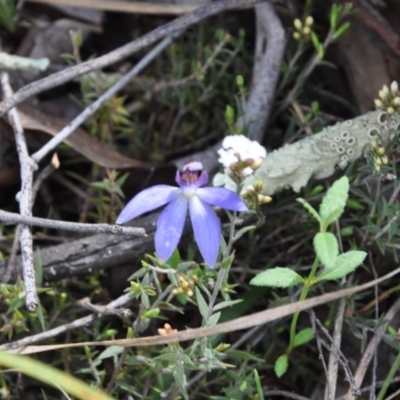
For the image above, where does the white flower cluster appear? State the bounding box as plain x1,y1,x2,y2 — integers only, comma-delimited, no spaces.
218,135,267,178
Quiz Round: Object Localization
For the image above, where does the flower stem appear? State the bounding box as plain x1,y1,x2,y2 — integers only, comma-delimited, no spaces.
207,268,226,320
288,256,320,353
206,211,237,320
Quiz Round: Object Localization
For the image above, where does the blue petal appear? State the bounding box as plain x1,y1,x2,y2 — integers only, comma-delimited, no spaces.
196,187,248,212
155,195,188,262
116,185,179,224
189,196,221,268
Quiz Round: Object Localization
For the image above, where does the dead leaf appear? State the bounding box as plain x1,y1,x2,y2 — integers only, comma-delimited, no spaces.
16,105,153,169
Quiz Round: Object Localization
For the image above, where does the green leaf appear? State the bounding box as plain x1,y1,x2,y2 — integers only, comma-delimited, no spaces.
317,43,325,60
254,369,265,400
311,30,320,50
174,363,188,400
250,267,304,288
155,352,177,362
234,225,256,241
207,312,221,326
317,250,367,281
293,328,314,348
274,354,289,377
227,350,265,363
319,176,349,227
330,3,339,30
221,253,235,270
96,345,124,360
297,198,322,224
334,22,351,40
314,232,339,270
225,105,235,128
195,286,209,320
166,248,181,269
213,299,243,312
142,308,160,319
340,226,354,237
308,184,324,196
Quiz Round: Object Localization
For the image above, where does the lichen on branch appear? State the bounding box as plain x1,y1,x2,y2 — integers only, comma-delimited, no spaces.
246,110,400,195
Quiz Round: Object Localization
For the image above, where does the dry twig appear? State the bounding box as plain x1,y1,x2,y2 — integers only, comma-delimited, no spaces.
0,209,146,236
236,2,285,141
0,72,38,311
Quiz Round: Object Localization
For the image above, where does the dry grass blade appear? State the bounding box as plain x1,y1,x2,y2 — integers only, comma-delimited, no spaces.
26,0,207,15
8,265,400,355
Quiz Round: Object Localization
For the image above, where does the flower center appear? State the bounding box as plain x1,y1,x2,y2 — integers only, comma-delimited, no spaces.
180,168,201,184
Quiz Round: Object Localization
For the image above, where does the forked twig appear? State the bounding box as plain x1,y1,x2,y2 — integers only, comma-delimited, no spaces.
0,72,38,311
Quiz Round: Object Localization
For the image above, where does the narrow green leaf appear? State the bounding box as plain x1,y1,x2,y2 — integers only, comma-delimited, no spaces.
330,3,339,30
297,198,322,224
293,328,314,348
207,312,221,326
340,226,354,237
319,176,349,227
96,346,124,361
234,225,256,241
195,286,209,320
274,354,289,377
221,253,235,270
155,352,177,362
142,307,160,319
174,363,188,400
254,369,265,400
317,43,325,60
334,22,351,40
317,250,367,281
213,299,243,312
250,267,304,288
314,232,338,270
310,31,321,53
225,105,235,128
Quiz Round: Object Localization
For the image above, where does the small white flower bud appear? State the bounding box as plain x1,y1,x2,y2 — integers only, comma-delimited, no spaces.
390,81,398,94
382,85,390,96
305,16,314,27
374,99,383,108
294,19,303,30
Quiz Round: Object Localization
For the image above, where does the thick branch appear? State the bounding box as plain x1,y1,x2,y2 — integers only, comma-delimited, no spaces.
250,111,400,195
236,2,286,141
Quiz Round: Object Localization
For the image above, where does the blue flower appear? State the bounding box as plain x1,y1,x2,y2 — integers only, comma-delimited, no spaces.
116,162,248,268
